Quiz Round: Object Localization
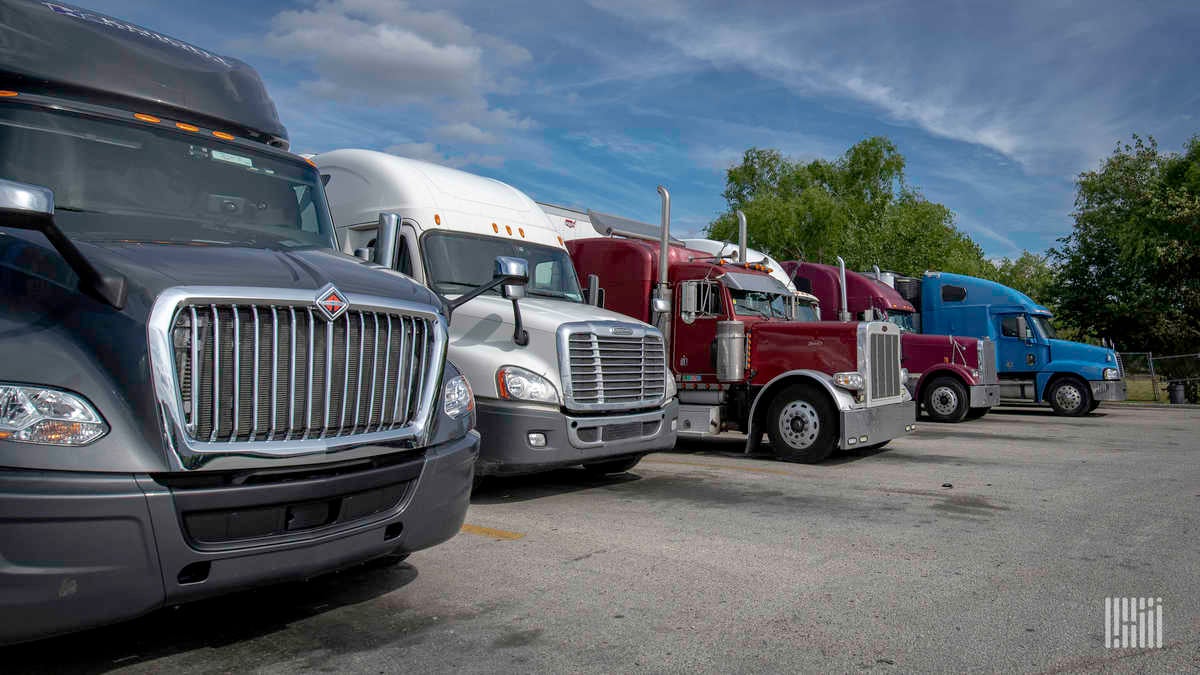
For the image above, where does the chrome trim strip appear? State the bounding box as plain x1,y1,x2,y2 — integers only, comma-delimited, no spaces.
340,312,350,434
393,316,406,426
148,286,447,470
380,314,392,432
251,306,260,441
231,305,240,443
323,320,333,437
188,306,198,436
354,312,365,431
288,306,297,439
369,313,380,431
210,304,220,442
269,306,279,440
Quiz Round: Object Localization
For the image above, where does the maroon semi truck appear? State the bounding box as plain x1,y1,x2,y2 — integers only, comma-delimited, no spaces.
564,193,915,463
783,261,999,422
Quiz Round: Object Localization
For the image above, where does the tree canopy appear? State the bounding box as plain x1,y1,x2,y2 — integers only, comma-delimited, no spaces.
1052,135,1200,353
706,138,993,278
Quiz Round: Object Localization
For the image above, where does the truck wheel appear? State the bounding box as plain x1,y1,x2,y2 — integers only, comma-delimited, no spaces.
766,384,837,463
964,407,989,421
1088,399,1101,413
1048,377,1092,416
923,376,969,423
582,455,644,475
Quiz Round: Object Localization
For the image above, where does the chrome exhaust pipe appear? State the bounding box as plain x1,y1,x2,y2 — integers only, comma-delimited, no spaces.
837,255,851,321
656,186,673,343
736,209,747,265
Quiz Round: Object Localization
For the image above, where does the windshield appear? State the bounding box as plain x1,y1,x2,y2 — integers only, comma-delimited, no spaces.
730,289,795,320
1031,314,1058,339
795,303,819,322
886,310,916,332
0,103,335,249
422,231,583,302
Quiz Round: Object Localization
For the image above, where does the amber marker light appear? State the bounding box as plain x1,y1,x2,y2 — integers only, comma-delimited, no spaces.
175,122,199,132
212,131,235,140
134,113,160,123
434,214,442,225
0,90,19,97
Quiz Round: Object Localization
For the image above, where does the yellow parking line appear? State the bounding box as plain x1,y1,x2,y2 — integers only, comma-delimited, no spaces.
461,523,526,540
641,458,797,477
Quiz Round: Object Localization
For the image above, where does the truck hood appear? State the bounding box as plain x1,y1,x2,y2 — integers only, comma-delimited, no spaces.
1048,338,1117,366
449,294,643,335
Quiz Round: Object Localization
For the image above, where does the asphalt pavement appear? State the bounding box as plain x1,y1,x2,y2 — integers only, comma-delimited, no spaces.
5,404,1198,673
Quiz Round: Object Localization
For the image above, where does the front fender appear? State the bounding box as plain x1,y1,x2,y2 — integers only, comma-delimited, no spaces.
744,370,858,453
1036,360,1111,399
915,363,978,397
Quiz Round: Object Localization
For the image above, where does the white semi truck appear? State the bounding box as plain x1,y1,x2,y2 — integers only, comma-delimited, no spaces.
316,151,679,481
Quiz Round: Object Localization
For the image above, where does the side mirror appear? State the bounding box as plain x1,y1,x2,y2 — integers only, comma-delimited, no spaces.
373,212,400,268
679,283,696,324
0,179,126,308
1016,315,1031,340
494,256,528,299
586,273,600,307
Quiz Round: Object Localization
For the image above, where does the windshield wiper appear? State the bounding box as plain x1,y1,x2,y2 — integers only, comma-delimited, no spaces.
526,289,574,300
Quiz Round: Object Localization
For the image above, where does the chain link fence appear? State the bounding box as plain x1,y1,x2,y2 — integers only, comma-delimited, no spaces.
1119,351,1200,402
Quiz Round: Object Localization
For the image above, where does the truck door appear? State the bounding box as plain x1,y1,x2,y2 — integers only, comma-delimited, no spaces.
996,313,1049,374
673,280,724,377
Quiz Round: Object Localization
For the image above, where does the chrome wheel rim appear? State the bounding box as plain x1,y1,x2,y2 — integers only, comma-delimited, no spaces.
930,386,960,417
1055,383,1083,411
778,400,820,449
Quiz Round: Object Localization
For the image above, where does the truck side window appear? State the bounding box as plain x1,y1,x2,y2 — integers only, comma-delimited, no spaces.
941,285,967,302
680,280,722,323
396,237,413,277
1001,316,1019,337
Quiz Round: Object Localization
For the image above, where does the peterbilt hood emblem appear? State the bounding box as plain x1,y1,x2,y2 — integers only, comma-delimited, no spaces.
315,283,349,321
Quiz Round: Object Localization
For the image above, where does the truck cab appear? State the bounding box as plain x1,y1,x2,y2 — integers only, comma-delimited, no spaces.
315,150,678,479
912,271,1125,415
0,0,478,644
567,200,915,463
785,262,1000,422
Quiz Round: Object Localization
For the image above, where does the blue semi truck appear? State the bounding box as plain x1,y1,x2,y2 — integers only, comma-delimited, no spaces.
868,270,1126,416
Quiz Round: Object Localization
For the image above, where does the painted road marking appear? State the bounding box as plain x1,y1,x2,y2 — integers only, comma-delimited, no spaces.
461,524,526,540
641,457,798,477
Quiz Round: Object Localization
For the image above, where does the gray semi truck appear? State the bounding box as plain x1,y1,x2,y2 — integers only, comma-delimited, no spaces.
0,0,482,643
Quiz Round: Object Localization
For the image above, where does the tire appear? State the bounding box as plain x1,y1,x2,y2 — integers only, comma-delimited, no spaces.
1047,377,1092,416
1087,399,1101,412
582,454,644,475
922,376,970,423
964,407,989,421
765,384,837,463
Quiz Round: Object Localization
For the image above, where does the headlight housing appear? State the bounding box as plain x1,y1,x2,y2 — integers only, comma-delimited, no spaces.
0,384,108,446
665,373,678,400
1103,367,1121,381
497,366,559,404
443,375,474,419
833,371,864,391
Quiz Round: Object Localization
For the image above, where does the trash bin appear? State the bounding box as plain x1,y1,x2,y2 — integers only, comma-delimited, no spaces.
1167,381,1186,404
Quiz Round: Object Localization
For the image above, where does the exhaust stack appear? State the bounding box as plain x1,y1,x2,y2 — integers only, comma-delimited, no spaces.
655,186,673,343
872,264,881,280
837,256,852,321
736,209,747,265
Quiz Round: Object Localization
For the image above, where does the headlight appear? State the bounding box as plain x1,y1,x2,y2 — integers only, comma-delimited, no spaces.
833,371,864,390
0,384,108,446
665,374,678,400
496,366,559,404
1103,368,1121,381
900,368,910,383
443,375,474,419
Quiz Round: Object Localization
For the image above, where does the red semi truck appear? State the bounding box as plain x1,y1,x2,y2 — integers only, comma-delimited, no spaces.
565,195,915,463
783,261,1000,422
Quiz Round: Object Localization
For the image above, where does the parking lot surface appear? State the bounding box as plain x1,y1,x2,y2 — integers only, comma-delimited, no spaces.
5,404,1199,673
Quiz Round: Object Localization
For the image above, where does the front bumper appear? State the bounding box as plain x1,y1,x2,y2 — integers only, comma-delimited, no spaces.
474,398,679,476
1090,379,1127,401
0,431,479,645
969,383,1001,409
839,400,917,449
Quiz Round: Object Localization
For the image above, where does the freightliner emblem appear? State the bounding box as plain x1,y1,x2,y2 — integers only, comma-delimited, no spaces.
611,327,633,336
315,283,349,321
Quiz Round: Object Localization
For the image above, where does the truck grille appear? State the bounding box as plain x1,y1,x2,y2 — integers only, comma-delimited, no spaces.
561,324,667,412
867,328,903,403
979,338,998,384
172,304,435,443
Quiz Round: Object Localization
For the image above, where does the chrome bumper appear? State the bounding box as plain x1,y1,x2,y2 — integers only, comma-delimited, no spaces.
969,383,1000,409
1090,380,1127,401
840,400,917,449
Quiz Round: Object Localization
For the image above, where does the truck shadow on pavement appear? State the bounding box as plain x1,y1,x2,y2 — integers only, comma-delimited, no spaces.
0,555,420,674
472,469,642,504
987,407,1108,418
670,438,895,466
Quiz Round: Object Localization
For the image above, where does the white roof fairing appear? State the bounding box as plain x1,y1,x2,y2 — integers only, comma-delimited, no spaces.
315,149,565,251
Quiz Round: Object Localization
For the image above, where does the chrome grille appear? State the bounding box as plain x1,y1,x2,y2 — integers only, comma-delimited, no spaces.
561,324,667,412
979,338,998,384
172,304,434,443
868,329,903,403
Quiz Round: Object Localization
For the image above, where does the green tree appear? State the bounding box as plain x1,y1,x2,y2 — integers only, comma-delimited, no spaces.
991,251,1056,306
707,138,992,278
1053,135,1200,353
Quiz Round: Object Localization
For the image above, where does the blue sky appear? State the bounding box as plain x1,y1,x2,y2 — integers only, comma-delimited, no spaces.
82,0,1200,258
